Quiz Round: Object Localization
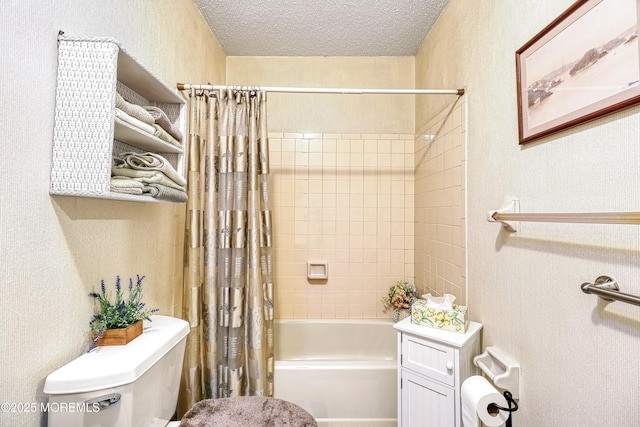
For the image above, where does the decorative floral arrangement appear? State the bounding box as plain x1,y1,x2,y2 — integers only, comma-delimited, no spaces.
89,274,158,349
381,279,417,312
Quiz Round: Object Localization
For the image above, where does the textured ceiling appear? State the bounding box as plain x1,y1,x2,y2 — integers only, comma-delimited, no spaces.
192,0,450,56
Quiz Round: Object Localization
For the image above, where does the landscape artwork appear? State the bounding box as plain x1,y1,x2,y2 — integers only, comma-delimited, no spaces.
516,0,640,143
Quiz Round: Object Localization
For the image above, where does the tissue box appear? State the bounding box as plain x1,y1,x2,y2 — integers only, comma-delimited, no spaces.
411,299,468,333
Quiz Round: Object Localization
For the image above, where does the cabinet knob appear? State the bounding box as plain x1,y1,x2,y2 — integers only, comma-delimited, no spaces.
446,362,454,371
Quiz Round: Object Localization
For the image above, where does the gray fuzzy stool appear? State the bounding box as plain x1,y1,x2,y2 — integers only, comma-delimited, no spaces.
179,396,317,427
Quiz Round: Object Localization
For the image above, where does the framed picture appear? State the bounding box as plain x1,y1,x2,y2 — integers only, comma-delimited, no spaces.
516,0,640,144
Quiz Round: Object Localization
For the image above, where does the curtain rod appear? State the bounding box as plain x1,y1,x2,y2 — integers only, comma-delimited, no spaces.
176,83,464,96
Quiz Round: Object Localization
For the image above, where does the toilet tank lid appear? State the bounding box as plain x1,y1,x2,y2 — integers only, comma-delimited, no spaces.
44,315,189,395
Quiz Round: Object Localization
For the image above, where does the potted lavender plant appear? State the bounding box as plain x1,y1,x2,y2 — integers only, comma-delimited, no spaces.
89,274,158,350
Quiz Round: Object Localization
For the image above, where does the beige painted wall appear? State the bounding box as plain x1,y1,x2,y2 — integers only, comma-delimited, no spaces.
227,56,415,134
0,1,224,425
417,1,640,425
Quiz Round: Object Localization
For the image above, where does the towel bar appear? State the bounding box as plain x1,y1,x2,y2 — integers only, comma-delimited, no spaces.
488,198,640,232
581,276,640,307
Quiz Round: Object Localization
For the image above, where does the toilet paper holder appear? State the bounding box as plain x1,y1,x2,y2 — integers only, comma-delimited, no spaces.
488,391,519,427
473,346,520,399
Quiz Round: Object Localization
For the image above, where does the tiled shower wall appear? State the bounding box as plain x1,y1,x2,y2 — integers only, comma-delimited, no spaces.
269,132,415,319
414,98,467,304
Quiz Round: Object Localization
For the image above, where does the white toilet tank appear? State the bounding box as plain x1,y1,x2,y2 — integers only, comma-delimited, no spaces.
44,315,189,427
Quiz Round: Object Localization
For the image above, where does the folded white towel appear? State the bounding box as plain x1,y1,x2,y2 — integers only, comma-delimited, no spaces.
115,108,156,134
137,172,186,191
144,106,183,142
110,177,144,195
111,168,185,191
115,93,155,125
110,187,144,195
143,183,188,203
153,123,182,148
110,176,144,187
111,166,163,179
116,152,187,188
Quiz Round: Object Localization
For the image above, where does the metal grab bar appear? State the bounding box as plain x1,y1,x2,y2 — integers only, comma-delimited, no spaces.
581,276,640,307
487,198,640,232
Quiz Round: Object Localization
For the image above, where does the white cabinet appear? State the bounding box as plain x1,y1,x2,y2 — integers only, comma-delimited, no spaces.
394,318,482,427
50,34,186,203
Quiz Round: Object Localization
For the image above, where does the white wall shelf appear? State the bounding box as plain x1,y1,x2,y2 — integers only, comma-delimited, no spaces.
50,34,186,203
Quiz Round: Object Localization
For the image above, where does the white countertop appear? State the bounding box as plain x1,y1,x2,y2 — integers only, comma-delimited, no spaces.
393,317,482,347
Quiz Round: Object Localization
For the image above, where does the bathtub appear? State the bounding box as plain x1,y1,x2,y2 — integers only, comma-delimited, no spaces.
274,319,397,427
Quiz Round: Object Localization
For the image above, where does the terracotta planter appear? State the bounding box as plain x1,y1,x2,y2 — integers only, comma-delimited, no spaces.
94,320,143,346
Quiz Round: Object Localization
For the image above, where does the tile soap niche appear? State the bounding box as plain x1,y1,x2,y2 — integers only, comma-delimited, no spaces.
307,262,328,282
50,33,186,203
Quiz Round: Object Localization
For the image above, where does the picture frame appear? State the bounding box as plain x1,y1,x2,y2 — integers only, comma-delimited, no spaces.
516,0,640,144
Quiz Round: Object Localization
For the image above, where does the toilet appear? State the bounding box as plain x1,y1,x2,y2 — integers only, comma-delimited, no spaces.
44,315,189,427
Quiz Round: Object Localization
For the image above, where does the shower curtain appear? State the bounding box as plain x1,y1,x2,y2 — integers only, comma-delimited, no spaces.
178,88,275,416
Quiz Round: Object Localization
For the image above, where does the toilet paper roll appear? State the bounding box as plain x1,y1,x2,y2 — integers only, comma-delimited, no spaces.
461,375,509,427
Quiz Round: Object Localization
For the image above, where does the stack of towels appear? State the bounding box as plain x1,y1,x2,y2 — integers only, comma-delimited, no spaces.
110,152,187,203
114,92,183,148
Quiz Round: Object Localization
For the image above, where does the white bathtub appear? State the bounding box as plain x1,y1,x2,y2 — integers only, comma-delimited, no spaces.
274,319,398,427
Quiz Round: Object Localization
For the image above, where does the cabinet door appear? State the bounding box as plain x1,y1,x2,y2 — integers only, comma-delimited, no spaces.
401,370,455,427
402,334,456,387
